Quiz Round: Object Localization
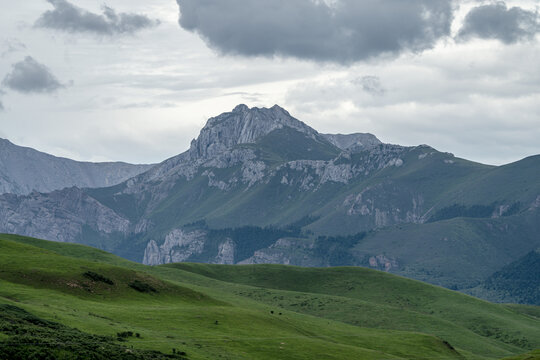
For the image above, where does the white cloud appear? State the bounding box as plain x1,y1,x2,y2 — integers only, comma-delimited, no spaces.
0,0,538,166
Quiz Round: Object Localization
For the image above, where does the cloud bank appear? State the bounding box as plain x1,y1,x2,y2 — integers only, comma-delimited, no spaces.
176,0,454,63
458,2,540,44
3,56,64,94
35,0,160,36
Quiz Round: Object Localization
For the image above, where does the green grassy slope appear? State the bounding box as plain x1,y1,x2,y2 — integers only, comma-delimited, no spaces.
2,235,538,359
438,155,540,208
501,349,540,360
252,127,341,162
165,263,540,359
0,304,188,360
0,234,470,360
349,210,540,289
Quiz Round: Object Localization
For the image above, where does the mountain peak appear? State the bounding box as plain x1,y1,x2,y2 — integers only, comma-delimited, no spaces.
232,104,290,116
232,104,249,113
189,104,319,159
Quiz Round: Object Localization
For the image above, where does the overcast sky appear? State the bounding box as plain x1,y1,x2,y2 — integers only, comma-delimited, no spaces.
0,0,539,165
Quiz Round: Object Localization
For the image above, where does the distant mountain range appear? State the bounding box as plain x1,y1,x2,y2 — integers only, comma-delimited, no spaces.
0,138,153,195
0,104,538,304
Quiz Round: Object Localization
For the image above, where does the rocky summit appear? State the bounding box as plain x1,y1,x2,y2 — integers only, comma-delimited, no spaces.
0,104,539,304
188,104,320,160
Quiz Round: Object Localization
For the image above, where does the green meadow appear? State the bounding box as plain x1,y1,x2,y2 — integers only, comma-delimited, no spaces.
0,234,538,359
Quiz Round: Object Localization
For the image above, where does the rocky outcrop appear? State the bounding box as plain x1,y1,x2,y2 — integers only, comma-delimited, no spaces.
277,145,407,190
0,138,153,195
142,232,235,266
239,238,322,266
188,104,319,160
214,238,235,264
142,229,207,265
241,161,266,187
368,254,399,272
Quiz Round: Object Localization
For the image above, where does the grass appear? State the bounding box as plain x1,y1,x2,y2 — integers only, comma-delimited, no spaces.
0,234,538,359
501,349,540,360
164,263,540,358
0,304,187,360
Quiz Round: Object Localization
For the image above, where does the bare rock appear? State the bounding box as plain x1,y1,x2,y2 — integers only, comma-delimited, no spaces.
142,229,207,265
214,238,235,264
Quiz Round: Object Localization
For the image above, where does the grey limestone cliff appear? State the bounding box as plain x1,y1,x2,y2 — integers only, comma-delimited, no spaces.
188,104,320,160
142,229,208,265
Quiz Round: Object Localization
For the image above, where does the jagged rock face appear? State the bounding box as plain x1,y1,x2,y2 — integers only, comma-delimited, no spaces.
188,104,319,160
214,238,235,265
0,138,153,195
277,145,407,191
142,229,207,265
143,232,235,266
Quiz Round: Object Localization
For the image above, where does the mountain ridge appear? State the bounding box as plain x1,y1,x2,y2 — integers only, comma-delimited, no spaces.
0,104,538,304
0,137,154,195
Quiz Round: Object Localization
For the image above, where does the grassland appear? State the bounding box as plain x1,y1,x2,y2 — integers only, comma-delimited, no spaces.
0,234,538,359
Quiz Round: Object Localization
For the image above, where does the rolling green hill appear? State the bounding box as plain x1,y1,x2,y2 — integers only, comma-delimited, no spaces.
0,234,538,359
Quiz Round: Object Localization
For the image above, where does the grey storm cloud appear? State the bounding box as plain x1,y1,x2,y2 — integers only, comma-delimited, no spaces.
3,56,64,94
35,0,160,36
176,0,454,63
458,2,540,44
